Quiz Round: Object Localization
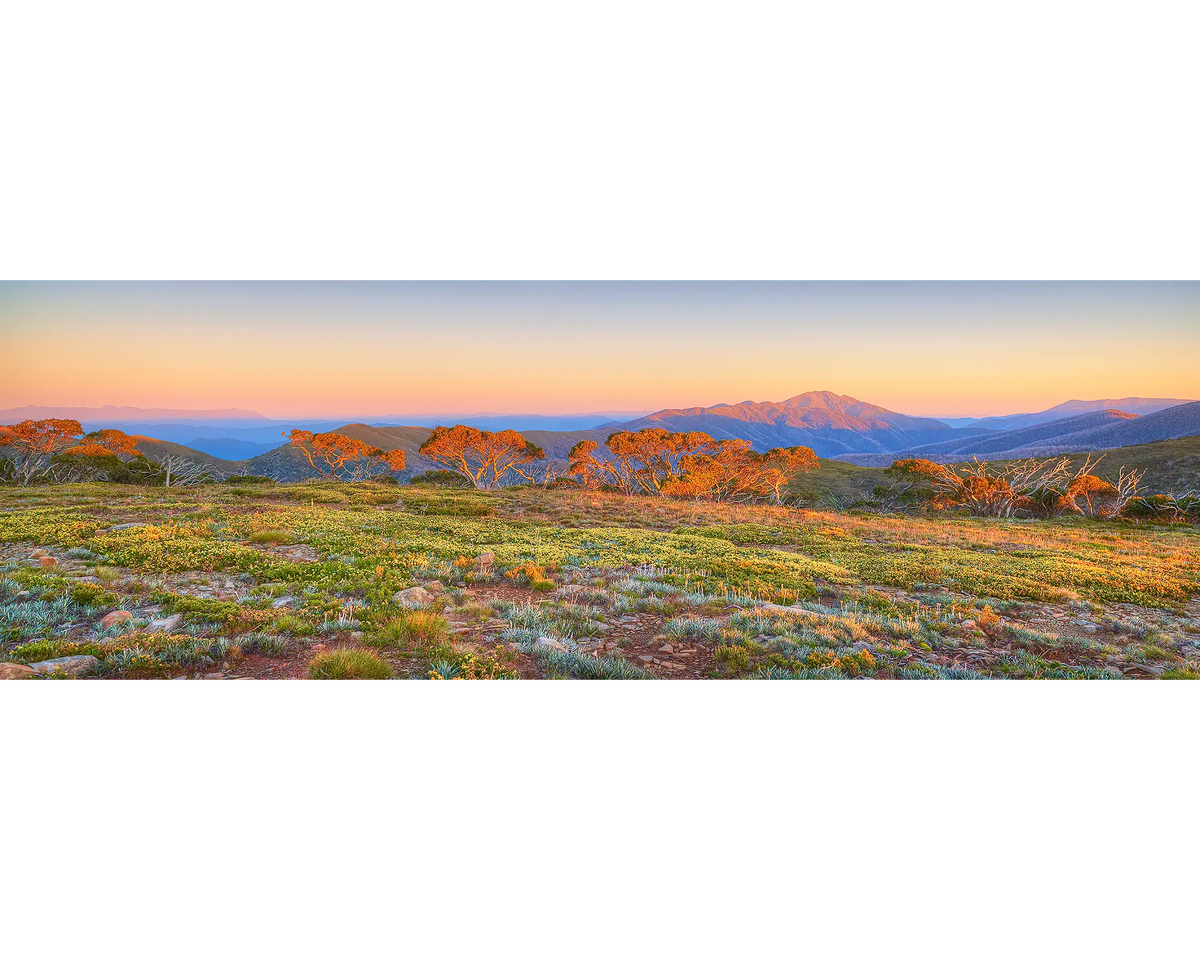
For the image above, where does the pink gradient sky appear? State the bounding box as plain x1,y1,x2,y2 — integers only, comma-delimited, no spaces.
2,282,1197,418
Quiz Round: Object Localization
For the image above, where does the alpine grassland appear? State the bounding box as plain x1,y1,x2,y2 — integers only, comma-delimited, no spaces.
1,480,1197,680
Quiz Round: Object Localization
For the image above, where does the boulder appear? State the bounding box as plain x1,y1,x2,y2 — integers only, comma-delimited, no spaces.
393,586,435,607
534,636,567,652
146,613,184,634
474,552,494,569
0,662,38,680
100,610,133,629
39,557,57,568
29,655,101,677
271,595,298,609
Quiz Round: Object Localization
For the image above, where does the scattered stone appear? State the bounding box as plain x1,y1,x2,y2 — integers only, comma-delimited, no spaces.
556,584,589,596
534,637,567,652
146,613,184,634
393,586,435,607
312,643,327,651
271,595,299,609
203,673,224,680
29,655,101,677
961,619,977,630
110,522,149,531
100,610,133,629
39,557,57,568
0,662,38,680
475,552,494,570
658,644,674,654
638,654,655,662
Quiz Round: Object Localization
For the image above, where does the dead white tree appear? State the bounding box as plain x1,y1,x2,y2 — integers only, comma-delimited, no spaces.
157,454,211,487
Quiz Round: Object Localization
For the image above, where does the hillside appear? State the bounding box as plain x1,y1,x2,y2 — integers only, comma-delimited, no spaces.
859,410,1139,462
954,397,1193,432
831,435,1199,494
838,402,1200,467
615,391,965,457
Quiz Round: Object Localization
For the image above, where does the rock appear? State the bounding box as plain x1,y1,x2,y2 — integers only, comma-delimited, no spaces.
961,619,977,630
312,643,327,651
110,522,148,531
393,586,435,607
203,673,224,680
1082,624,1098,635
30,549,49,559
271,595,298,609
474,552,494,569
0,662,38,680
39,557,57,568
658,644,674,654
146,613,184,634
100,610,133,629
350,631,364,640
534,636,567,652
556,584,589,596
29,655,101,677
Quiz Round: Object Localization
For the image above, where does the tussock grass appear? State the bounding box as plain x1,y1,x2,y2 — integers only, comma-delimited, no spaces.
309,648,393,679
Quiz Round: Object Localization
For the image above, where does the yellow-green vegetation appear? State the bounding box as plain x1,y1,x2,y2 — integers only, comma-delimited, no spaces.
309,648,394,679
1,480,1197,680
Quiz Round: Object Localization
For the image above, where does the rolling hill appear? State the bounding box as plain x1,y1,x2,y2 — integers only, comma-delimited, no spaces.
948,397,1193,432
836,401,1200,467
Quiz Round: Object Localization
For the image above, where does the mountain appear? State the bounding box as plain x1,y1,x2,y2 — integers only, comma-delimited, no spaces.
0,404,268,423
947,397,1193,432
613,391,966,457
837,401,1200,466
187,438,281,460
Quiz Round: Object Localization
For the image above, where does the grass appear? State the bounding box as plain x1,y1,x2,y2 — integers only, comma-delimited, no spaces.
373,609,448,647
248,529,293,545
308,648,394,679
1,480,1196,680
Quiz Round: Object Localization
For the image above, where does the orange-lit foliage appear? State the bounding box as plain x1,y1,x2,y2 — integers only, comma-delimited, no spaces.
891,455,1143,519
570,428,716,494
0,419,86,485
287,429,406,481
664,440,818,503
568,429,818,504
418,425,545,490
1059,468,1145,518
63,429,143,459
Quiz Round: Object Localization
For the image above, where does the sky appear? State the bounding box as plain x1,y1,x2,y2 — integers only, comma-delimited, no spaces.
1,282,1197,419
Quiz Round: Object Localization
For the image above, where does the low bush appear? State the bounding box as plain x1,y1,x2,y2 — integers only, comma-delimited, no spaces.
309,648,394,679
